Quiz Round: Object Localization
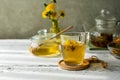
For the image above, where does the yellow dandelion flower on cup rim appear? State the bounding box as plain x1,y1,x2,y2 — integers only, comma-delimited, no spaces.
46,3,56,11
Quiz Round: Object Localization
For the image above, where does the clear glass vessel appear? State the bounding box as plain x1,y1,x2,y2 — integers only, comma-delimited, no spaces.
61,32,87,66
29,29,60,57
89,9,117,49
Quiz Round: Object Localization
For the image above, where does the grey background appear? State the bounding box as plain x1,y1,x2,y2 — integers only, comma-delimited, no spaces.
0,0,120,39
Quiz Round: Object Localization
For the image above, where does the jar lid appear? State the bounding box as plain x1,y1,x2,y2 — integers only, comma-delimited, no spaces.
95,9,116,22
37,29,47,36
30,33,56,43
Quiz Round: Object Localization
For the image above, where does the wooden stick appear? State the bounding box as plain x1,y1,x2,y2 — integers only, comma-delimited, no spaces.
50,26,73,40
39,26,73,46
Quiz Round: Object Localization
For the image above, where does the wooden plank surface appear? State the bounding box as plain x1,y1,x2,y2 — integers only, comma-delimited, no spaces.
0,40,120,80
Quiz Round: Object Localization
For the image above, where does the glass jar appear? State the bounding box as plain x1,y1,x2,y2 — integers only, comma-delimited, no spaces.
89,9,117,49
29,29,60,57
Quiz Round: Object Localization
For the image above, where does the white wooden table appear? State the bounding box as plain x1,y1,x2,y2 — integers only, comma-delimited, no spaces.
0,39,120,80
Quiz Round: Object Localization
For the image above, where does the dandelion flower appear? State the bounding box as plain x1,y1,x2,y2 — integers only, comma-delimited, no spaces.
50,12,57,20
42,10,48,18
46,3,56,11
59,11,65,18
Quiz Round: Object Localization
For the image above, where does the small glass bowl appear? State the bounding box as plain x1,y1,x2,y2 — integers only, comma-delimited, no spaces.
107,42,120,59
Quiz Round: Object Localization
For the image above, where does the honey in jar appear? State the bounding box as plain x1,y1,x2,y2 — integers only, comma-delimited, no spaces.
29,29,60,57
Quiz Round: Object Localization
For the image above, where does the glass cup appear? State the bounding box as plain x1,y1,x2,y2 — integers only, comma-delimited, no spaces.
61,32,87,66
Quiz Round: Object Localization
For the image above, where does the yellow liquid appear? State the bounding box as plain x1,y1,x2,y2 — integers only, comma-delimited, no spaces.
30,42,60,57
62,42,86,66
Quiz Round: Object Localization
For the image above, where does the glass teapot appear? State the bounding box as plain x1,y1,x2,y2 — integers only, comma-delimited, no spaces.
89,9,117,49
29,29,60,57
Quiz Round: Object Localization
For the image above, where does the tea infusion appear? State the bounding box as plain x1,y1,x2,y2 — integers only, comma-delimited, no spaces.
62,40,86,65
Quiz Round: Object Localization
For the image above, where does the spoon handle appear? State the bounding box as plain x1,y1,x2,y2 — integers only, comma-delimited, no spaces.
50,26,73,40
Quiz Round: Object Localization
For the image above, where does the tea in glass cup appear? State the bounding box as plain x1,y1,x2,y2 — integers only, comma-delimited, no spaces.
61,32,87,66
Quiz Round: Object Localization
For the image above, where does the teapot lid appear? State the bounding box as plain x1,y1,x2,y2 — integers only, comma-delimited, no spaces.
95,9,116,22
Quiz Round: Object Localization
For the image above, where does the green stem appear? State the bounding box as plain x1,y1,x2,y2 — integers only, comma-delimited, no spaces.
50,20,61,34
51,0,56,3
